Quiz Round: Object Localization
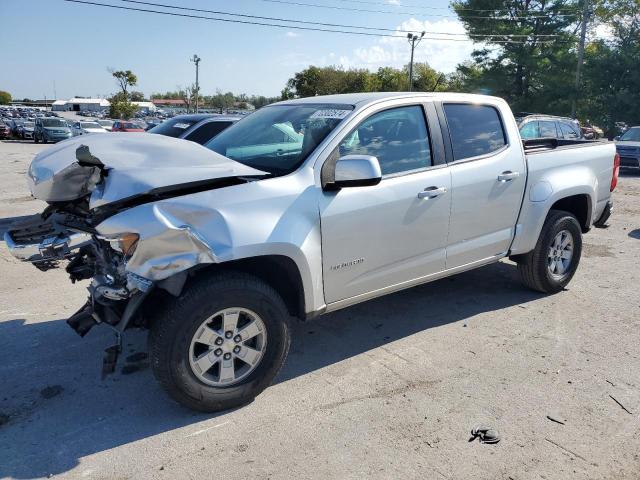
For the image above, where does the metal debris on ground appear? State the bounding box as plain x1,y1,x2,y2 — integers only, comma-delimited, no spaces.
469,425,500,444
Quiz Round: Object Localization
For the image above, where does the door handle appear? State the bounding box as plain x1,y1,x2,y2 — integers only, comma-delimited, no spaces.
497,171,520,182
417,186,447,199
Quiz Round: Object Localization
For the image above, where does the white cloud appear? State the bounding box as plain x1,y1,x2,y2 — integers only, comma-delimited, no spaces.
339,18,475,73
285,31,300,38
591,23,614,42
387,0,401,5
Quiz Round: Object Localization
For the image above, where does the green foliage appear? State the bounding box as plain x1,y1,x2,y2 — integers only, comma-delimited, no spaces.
109,92,138,119
130,91,146,102
110,69,138,98
284,64,457,97
0,90,11,105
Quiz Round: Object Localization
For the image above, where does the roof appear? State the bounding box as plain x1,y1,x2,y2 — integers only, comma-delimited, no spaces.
132,101,155,108
54,98,110,106
151,99,187,105
169,114,243,122
276,91,505,108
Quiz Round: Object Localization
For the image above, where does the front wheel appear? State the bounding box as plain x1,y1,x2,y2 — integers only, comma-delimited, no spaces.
149,271,291,412
518,210,583,293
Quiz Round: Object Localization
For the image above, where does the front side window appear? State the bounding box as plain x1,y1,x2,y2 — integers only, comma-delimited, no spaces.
338,105,432,176
206,104,353,175
539,120,558,138
559,121,579,139
519,121,539,139
443,104,506,160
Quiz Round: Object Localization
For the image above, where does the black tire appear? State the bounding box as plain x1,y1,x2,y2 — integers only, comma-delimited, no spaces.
518,209,583,293
149,271,291,412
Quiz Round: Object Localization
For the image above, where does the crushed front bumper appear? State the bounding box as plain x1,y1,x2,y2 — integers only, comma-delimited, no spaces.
4,214,92,269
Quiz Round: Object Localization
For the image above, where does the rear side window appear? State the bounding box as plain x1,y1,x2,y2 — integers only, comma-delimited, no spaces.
338,105,432,176
539,120,558,138
184,121,232,144
443,104,506,160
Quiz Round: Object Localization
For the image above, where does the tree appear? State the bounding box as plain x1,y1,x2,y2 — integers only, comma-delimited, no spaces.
0,90,11,105
109,91,139,119
452,0,581,112
130,91,146,102
109,69,138,99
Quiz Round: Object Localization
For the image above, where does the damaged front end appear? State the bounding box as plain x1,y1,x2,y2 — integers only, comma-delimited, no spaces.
6,136,265,376
4,205,156,376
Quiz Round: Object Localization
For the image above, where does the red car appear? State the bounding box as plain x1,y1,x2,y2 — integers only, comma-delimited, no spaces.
0,122,12,139
112,121,145,132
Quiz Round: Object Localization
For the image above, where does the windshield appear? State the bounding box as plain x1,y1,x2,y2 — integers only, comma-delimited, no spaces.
24,122,34,128
42,119,67,128
81,122,101,129
205,104,353,175
98,120,113,126
620,127,640,142
149,117,201,137
122,122,142,129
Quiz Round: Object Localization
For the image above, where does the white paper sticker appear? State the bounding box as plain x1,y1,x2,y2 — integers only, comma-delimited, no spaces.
310,109,351,120
173,122,191,129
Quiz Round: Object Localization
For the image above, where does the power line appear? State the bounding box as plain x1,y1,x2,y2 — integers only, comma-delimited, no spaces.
119,0,564,38
60,0,573,44
257,0,580,19
314,0,580,14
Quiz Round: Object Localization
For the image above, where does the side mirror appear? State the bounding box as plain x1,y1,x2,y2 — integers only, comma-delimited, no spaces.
332,155,382,189
614,136,620,141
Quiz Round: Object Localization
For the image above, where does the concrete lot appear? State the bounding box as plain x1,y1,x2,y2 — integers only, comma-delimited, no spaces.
0,139,639,480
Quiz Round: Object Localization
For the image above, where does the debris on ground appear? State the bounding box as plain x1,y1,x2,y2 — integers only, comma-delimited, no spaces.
0,413,9,426
126,352,148,363
609,395,633,415
469,425,500,444
546,415,566,425
40,385,63,399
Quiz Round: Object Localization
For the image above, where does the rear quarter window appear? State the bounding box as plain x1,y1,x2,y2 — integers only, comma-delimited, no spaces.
443,104,506,161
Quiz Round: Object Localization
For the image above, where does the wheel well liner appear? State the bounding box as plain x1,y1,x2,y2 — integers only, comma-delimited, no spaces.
550,194,591,232
189,255,305,319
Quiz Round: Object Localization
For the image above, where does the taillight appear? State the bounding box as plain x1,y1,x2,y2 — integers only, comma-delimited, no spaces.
610,152,620,192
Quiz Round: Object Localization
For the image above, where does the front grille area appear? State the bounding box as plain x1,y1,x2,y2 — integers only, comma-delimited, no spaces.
7,214,62,245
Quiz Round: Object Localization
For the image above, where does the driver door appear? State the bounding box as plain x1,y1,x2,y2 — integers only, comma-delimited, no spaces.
319,104,451,304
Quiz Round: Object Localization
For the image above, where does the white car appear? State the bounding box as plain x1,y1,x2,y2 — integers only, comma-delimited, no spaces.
71,121,108,136
96,119,114,132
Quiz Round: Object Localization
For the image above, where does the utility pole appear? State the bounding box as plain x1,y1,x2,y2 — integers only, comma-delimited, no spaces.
191,54,201,113
571,0,590,118
407,31,425,92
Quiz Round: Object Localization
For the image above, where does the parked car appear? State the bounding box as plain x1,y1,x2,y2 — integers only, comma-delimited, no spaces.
517,114,583,140
70,121,108,136
21,121,35,139
614,126,640,168
33,117,73,143
112,120,146,132
148,114,242,145
96,119,114,132
5,92,618,412
0,121,11,139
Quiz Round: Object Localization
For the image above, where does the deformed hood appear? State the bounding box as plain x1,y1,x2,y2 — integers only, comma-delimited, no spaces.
27,133,267,209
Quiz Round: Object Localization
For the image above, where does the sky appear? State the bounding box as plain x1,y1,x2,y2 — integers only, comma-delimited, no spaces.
0,0,478,100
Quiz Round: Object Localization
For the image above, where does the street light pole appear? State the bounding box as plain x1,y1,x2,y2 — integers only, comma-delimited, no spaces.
191,54,201,113
407,31,425,92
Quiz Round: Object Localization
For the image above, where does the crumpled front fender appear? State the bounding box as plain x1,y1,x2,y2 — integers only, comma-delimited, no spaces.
97,201,231,281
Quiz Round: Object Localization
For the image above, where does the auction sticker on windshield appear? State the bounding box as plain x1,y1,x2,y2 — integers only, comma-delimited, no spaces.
310,109,351,120
173,123,191,129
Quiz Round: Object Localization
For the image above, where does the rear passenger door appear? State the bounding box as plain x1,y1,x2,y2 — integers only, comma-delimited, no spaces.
440,103,526,269
539,120,559,138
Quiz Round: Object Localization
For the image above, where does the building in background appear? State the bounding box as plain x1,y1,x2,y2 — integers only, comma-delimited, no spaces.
51,97,110,112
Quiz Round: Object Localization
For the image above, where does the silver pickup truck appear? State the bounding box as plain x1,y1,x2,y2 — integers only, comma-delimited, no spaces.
5,92,619,412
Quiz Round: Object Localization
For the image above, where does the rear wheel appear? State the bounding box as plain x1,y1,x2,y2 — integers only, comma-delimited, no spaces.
518,210,583,293
149,271,291,412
